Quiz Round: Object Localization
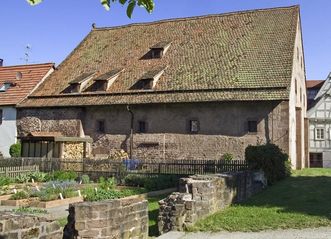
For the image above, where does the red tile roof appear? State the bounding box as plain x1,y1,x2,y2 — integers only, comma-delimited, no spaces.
306,80,324,89
21,6,300,107
0,63,54,106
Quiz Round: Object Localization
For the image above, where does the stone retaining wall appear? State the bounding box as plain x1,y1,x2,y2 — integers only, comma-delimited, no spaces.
158,171,266,234
0,212,62,239
63,196,148,239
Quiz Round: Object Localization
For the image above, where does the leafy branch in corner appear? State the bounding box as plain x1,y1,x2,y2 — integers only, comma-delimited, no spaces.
26,0,155,18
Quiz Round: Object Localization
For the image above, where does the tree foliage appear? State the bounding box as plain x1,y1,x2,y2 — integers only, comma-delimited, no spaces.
26,0,154,18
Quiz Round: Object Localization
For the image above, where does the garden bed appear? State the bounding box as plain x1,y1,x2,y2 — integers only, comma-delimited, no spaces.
2,197,39,207
31,196,84,208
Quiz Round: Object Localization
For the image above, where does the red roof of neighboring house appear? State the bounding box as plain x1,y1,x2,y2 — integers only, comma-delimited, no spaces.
0,63,54,106
306,80,324,89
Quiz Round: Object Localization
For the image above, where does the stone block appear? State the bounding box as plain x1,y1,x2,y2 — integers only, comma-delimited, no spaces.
79,229,100,238
46,221,60,233
87,219,114,229
21,227,40,239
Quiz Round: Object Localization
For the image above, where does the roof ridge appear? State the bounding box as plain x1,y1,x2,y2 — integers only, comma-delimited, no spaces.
0,63,54,69
93,5,299,31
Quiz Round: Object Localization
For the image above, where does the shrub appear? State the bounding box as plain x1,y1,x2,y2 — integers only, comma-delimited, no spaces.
81,175,90,184
0,176,12,187
98,177,115,190
124,174,147,187
222,153,234,162
15,174,30,184
29,172,48,182
48,171,78,181
124,174,179,191
10,191,29,200
9,143,21,157
82,187,146,202
37,190,58,202
245,143,291,185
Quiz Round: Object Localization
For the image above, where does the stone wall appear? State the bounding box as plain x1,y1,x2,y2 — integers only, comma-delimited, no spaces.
17,101,290,161
0,212,62,239
63,196,148,239
158,171,265,234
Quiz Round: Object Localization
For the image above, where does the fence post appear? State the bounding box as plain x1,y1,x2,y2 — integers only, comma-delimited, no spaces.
5,167,8,177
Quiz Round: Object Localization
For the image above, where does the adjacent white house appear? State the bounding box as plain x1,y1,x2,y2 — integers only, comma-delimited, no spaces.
307,74,331,167
0,61,54,157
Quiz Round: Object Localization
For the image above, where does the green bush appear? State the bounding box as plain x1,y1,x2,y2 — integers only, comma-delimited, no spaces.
9,143,21,157
124,174,147,187
10,191,29,200
222,153,234,162
98,177,115,190
82,187,146,202
245,143,291,185
48,171,78,181
124,174,179,191
81,175,90,184
0,176,13,187
15,174,30,184
29,172,48,182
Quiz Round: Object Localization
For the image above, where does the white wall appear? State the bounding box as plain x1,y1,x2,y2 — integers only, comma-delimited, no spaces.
0,106,17,157
288,14,307,169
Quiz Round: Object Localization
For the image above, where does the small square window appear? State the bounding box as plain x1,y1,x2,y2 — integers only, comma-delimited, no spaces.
151,49,162,59
248,120,257,133
189,120,199,133
138,121,147,133
96,120,105,133
315,128,325,140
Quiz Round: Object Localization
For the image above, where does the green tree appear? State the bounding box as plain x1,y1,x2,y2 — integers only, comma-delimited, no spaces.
26,0,154,18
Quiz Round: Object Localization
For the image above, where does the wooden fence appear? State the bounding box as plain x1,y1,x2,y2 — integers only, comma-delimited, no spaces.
0,158,249,177
0,165,39,178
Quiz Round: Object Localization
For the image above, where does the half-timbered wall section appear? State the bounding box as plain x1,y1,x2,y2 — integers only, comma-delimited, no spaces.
308,73,331,168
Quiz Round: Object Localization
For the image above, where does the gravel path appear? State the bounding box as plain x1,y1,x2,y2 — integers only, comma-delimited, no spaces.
158,228,331,239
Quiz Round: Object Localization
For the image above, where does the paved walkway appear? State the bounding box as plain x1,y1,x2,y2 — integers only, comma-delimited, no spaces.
158,228,331,239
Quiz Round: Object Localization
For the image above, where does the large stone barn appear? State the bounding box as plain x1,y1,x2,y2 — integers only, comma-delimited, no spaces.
17,6,307,169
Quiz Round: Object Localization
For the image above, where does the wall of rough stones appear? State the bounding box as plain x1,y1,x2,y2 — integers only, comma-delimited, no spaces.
158,171,265,234
63,196,148,239
17,101,289,161
0,212,62,239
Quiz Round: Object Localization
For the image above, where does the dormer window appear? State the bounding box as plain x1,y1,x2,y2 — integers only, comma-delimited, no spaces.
149,41,171,59
93,69,123,91
130,66,167,90
69,72,95,93
0,82,15,92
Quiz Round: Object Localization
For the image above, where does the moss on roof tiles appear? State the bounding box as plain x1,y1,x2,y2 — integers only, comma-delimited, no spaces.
21,6,299,107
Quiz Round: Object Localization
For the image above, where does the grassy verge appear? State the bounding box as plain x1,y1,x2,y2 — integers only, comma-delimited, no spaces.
190,169,331,232
148,194,167,237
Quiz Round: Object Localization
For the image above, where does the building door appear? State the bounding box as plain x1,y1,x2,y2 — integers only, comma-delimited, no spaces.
309,153,323,168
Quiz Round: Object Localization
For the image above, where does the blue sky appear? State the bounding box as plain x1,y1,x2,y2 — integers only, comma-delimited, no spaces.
0,0,330,80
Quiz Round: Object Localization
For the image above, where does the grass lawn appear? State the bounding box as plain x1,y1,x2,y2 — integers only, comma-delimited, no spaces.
190,168,331,232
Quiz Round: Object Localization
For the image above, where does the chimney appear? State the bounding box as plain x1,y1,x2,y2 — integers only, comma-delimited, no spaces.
0,59,3,67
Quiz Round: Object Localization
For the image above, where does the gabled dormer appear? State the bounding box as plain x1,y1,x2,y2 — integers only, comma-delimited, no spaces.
69,72,95,93
149,41,172,59
0,81,16,92
93,69,123,91
130,66,167,90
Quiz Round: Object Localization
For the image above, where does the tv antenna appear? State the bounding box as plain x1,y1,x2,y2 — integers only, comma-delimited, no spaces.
22,44,31,64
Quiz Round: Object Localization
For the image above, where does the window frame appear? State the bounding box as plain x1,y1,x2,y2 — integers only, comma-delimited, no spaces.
247,120,258,133
188,119,200,133
138,120,147,133
315,128,325,141
96,119,106,133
